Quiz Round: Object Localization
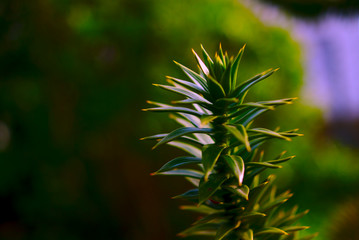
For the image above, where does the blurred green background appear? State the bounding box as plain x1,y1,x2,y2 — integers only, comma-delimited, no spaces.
0,0,358,239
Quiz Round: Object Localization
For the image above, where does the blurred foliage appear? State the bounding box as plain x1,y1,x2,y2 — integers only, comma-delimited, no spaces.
328,196,359,240
0,0,357,239
258,0,359,18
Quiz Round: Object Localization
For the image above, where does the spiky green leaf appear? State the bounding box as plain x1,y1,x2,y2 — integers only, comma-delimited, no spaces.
238,229,253,240
215,221,241,240
153,83,212,105
173,189,199,200
174,61,209,91
254,227,288,236
152,156,202,174
193,211,228,225
225,124,251,152
167,141,202,158
246,162,282,169
230,45,245,89
248,128,292,141
200,115,219,127
202,144,226,181
220,61,232,94
178,223,218,237
156,169,203,179
230,68,278,99
153,127,212,149
223,155,245,186
180,205,217,214
207,75,226,99
192,49,210,76
267,156,295,164
167,76,209,96
144,106,206,117
282,226,310,233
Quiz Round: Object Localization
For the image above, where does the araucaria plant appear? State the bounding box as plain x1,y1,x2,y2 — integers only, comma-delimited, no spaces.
142,45,316,240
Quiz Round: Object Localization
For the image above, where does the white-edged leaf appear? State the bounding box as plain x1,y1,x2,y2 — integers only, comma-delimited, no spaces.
193,49,210,75
152,156,202,174
254,227,288,236
225,184,249,200
202,144,226,181
238,229,253,240
225,124,251,152
230,68,278,99
167,76,208,96
167,141,202,158
144,106,206,117
230,45,245,89
215,221,241,240
223,155,245,186
248,128,291,141
174,61,208,91
180,204,217,214
153,127,212,149
173,189,199,199
178,223,219,237
156,169,203,179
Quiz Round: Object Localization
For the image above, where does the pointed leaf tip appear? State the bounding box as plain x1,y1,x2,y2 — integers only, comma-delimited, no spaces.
223,155,245,186
202,144,226,181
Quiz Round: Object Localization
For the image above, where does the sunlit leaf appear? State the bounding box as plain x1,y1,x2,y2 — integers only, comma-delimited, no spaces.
248,128,292,141
153,127,212,149
225,124,251,152
225,185,249,200
215,221,241,240
193,211,227,225
143,106,206,118
167,141,202,158
167,76,207,95
267,156,295,164
156,169,203,179
153,83,211,105
152,156,202,174
237,212,266,221
230,45,245,89
230,68,278,99
200,115,219,127
220,61,232,94
254,227,288,236
246,162,282,169
173,189,199,200
223,155,245,186
178,223,219,237
260,191,293,213
238,229,253,240
180,205,217,214
278,210,310,227
202,144,226,181
282,226,310,233
174,60,208,91
192,49,210,76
